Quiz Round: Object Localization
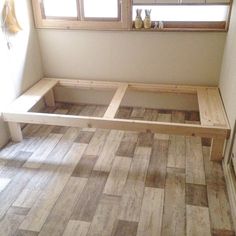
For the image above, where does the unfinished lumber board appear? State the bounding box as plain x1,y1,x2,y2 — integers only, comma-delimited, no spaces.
197,88,228,128
104,83,128,118
8,122,23,142
210,138,226,161
3,112,230,139
44,89,55,107
7,79,57,113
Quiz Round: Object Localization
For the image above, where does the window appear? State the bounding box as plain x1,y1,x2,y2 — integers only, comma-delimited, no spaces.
132,0,231,31
83,0,120,19
32,0,231,31
42,0,78,19
33,0,129,30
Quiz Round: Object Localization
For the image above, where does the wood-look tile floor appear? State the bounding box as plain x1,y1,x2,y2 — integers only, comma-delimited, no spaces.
0,103,235,236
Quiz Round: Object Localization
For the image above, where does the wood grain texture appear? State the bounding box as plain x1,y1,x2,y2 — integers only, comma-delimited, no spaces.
186,205,211,236
130,107,145,120
0,103,234,235
112,220,138,236
207,183,233,231
72,155,98,178
115,107,132,119
186,136,206,185
167,134,186,169
186,183,208,207
103,156,132,196
94,130,124,172
119,147,151,222
23,133,62,169
203,146,225,185
137,131,154,147
116,132,138,157
71,171,108,222
39,177,87,236
137,187,164,236
19,143,87,232
154,113,171,140
145,139,168,188
63,220,90,236
162,168,186,236
74,131,94,144
13,128,79,208
84,129,109,156
87,195,120,236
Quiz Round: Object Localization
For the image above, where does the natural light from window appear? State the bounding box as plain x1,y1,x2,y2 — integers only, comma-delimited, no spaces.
43,0,77,18
83,0,118,18
132,5,229,22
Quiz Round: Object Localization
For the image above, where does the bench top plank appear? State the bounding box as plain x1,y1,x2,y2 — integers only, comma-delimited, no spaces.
7,79,57,112
197,88,229,128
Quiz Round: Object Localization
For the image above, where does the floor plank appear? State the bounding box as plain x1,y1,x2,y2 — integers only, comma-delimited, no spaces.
119,147,151,222
84,129,109,156
186,136,206,185
186,205,211,236
23,133,62,169
186,183,208,207
93,130,124,172
72,155,98,178
87,195,120,236
137,187,164,236
103,156,132,196
71,171,108,222
207,183,233,232
145,139,169,188
116,132,138,158
162,168,186,236
19,143,87,232
167,134,186,169
63,220,90,236
13,128,79,209
39,177,87,236
154,113,171,140
112,220,138,236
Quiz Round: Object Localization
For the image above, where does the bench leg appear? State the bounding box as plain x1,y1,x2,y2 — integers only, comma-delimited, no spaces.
8,122,23,142
44,89,55,107
210,138,225,161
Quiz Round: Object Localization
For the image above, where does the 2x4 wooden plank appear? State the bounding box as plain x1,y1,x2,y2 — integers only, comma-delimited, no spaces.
104,84,128,119
2,112,230,139
6,79,57,113
197,88,228,128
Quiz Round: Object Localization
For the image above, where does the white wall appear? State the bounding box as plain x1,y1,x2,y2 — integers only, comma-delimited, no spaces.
0,0,43,148
219,0,236,161
38,30,226,86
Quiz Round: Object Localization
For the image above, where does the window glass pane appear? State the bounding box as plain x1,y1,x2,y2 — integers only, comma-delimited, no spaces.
83,0,118,18
132,5,229,22
43,0,77,18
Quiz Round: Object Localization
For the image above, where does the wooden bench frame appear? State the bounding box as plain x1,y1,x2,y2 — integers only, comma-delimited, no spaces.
2,78,231,161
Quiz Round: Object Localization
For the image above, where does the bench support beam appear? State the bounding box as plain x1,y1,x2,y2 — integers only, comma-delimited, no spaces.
44,89,55,107
210,138,226,161
8,122,23,142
